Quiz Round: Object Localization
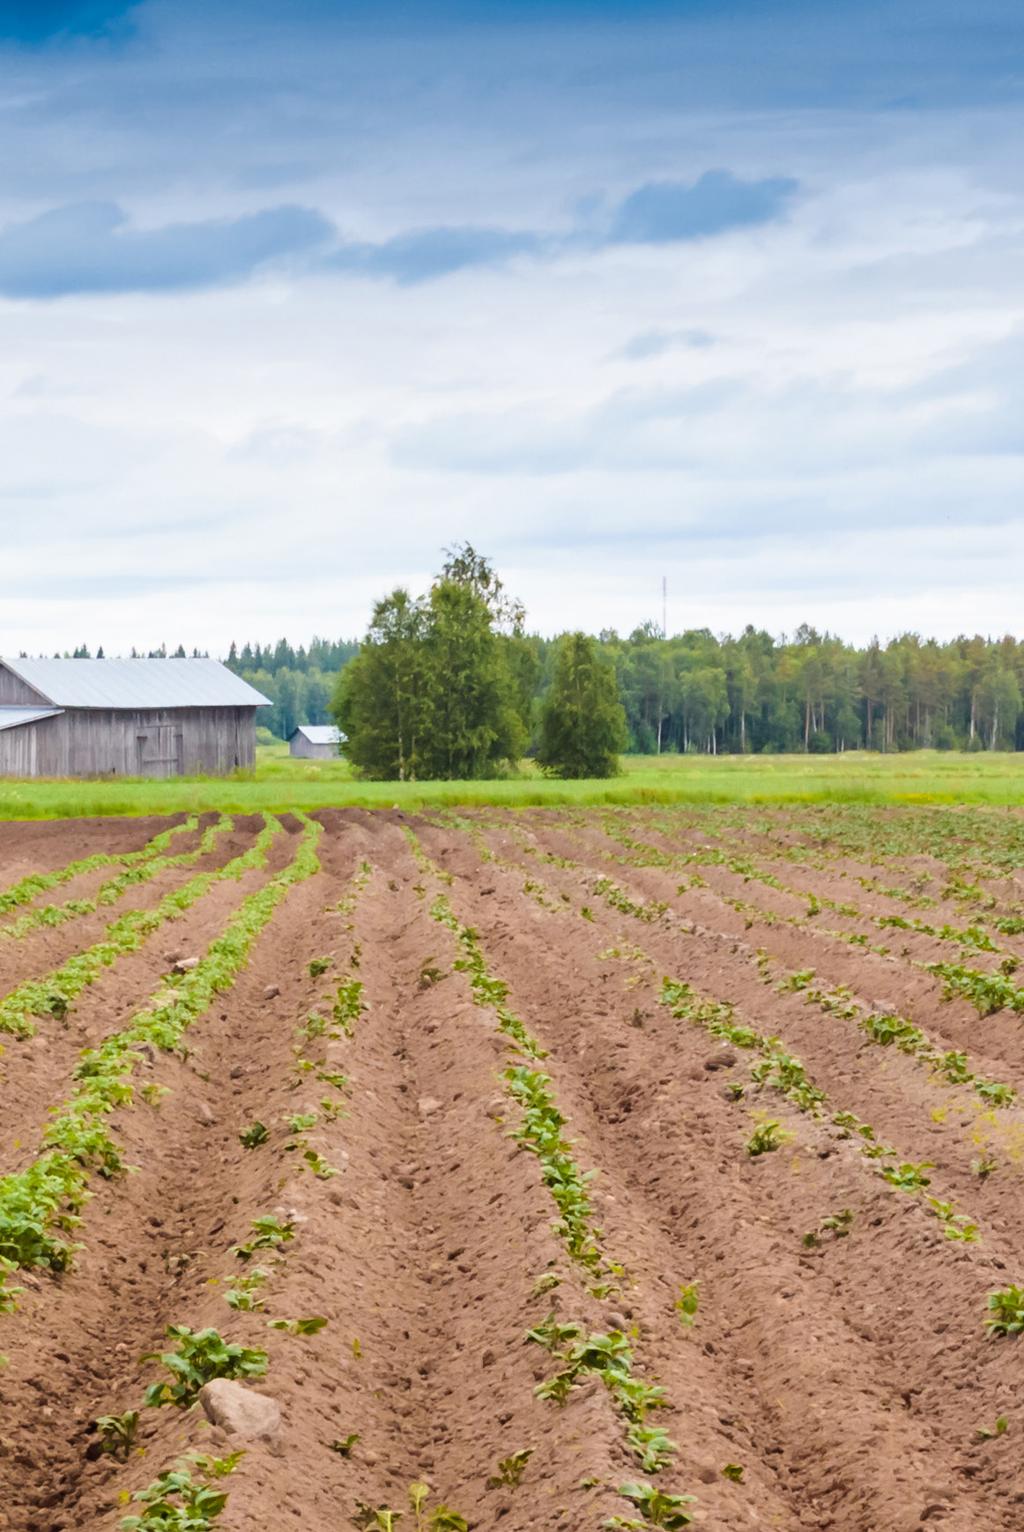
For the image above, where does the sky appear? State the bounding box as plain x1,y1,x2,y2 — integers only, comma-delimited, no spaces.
1,0,1022,655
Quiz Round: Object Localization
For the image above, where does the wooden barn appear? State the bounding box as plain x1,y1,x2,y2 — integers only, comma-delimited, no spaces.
0,657,270,779
288,723,343,760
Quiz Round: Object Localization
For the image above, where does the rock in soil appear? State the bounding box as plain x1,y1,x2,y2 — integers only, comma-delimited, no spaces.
198,1380,281,1441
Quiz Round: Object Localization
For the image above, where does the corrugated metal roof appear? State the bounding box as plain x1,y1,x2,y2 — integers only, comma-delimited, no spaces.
0,657,270,710
0,706,64,732
292,724,343,745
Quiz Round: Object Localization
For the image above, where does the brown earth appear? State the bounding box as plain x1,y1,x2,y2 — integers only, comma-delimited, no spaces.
1,805,1024,1532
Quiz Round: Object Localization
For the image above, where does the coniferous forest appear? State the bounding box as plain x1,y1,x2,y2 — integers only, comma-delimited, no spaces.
222,549,1024,763
56,551,1024,764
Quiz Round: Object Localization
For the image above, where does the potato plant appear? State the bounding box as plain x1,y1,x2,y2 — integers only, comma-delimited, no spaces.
121,1452,242,1530
143,1326,268,1407
0,815,195,918
0,816,232,944
0,820,321,1300
0,815,282,1039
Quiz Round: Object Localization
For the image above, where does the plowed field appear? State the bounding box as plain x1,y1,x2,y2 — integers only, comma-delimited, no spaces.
1,803,1024,1532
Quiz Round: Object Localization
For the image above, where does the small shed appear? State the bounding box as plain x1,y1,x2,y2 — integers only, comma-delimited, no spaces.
0,656,270,779
289,724,343,760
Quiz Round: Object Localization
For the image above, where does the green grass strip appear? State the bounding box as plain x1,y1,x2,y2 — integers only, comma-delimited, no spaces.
0,816,233,942
0,816,195,917
0,815,322,1298
0,817,281,1039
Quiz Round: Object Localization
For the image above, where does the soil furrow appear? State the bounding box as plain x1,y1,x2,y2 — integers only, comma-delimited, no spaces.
416,812,1024,1530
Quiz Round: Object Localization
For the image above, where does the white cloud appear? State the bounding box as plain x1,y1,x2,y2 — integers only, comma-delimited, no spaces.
0,7,1021,652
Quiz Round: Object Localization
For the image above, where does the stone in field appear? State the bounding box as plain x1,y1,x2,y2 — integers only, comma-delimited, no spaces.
198,1379,281,1440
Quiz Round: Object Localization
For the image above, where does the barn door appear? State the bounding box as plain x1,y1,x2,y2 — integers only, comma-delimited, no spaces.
135,726,179,778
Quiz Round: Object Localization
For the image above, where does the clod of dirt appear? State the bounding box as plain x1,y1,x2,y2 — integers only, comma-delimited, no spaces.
172,956,200,974
198,1379,282,1441
418,1096,443,1116
196,1102,216,1125
704,1048,737,1071
263,985,280,1000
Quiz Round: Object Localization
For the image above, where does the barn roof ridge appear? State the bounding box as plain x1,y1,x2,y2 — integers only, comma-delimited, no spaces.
0,656,271,711
289,723,343,744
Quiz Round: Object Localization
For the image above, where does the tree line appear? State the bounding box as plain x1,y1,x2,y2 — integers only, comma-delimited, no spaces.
50,554,1024,768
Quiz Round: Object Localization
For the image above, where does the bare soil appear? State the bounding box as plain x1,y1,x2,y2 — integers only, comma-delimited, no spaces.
2,805,1024,1532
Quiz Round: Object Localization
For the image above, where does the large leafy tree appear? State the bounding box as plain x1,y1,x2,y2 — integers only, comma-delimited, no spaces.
537,631,627,778
334,549,527,780
333,589,427,779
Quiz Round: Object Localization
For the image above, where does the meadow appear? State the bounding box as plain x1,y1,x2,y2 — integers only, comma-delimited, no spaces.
0,748,1022,820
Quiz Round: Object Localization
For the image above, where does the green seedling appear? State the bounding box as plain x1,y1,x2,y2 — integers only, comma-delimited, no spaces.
302,1148,338,1179
986,1285,1024,1337
532,1272,562,1297
721,1463,745,1483
333,978,367,1036
93,1409,140,1461
674,1282,699,1328
0,1256,23,1313
606,1481,696,1529
317,1068,348,1091
628,1423,678,1472
977,1415,1009,1440
231,1214,294,1261
239,1122,269,1149
407,1482,468,1532
224,1269,268,1311
308,957,333,978
121,1453,243,1531
926,1198,979,1242
746,1120,785,1157
268,1316,328,1336
143,1326,268,1407
486,1448,533,1489
803,1208,854,1247
972,1155,998,1179
329,1433,360,1457
419,960,445,988
880,1161,933,1192
526,1314,583,1351
286,1112,318,1135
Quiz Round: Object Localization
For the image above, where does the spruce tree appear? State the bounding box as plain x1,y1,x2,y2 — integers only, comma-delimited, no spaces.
537,631,627,778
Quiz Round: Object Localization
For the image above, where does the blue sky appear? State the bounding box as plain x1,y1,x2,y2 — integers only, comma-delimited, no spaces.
1,0,1022,650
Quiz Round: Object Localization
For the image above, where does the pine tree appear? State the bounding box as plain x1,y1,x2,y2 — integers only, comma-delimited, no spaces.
537,632,627,778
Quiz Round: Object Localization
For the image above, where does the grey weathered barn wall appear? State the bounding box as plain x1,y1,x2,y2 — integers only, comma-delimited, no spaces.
289,735,339,760
0,670,47,706
0,706,258,779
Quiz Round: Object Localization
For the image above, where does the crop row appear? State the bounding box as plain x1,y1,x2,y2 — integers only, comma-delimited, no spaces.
0,814,232,942
523,820,1023,1124
658,976,980,1242
109,837,372,1530
0,814,322,1309
0,815,278,1038
759,956,1017,1109
595,815,1024,967
415,836,697,1529
0,815,196,917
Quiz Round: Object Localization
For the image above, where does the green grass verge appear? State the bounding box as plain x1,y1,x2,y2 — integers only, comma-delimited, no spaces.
0,751,1023,819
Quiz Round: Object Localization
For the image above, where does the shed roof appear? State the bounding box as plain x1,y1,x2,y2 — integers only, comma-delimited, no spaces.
0,706,64,732
290,724,343,745
0,657,270,710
